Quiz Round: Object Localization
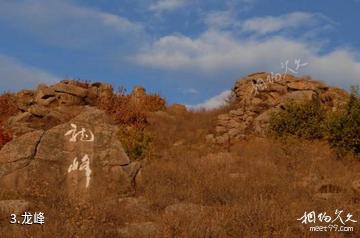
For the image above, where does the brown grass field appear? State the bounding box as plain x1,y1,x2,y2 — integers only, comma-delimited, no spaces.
0,92,359,237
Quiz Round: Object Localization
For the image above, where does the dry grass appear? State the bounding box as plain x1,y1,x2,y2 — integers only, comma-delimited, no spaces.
98,89,166,128
1,91,360,237
0,93,18,124
137,135,360,237
0,93,18,148
136,107,360,237
0,125,12,149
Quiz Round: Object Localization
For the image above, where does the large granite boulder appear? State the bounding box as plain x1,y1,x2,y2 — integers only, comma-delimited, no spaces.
0,107,136,203
0,130,44,178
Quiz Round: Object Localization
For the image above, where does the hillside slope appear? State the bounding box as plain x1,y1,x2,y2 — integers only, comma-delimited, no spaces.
0,75,359,237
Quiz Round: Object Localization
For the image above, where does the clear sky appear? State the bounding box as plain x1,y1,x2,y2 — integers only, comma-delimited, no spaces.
0,0,359,108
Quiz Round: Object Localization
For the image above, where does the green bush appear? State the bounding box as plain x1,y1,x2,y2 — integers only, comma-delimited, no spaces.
325,86,360,155
268,86,360,156
268,100,326,139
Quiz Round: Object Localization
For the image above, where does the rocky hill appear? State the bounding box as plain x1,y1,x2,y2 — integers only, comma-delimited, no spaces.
207,72,349,144
0,80,163,237
5,80,113,135
0,75,358,237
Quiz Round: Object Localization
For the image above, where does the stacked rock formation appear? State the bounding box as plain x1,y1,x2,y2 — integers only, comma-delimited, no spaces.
0,80,150,208
208,72,349,144
6,80,113,135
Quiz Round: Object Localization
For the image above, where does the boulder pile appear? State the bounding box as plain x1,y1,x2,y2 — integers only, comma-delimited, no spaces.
6,80,114,135
0,80,149,209
207,72,349,144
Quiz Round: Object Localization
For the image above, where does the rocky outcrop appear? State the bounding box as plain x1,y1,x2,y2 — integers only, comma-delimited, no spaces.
0,130,44,178
208,73,349,144
0,81,162,235
0,107,139,203
7,80,114,135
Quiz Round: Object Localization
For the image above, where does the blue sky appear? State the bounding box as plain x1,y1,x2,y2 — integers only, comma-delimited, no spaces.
0,0,359,108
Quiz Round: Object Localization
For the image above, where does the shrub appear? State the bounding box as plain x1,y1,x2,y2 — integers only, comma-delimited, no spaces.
0,93,18,124
325,86,360,155
0,93,17,148
0,126,12,149
268,100,326,139
98,87,166,128
269,86,360,156
139,93,166,112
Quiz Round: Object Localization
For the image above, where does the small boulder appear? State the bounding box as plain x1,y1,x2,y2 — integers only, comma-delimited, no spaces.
53,82,88,98
281,90,317,104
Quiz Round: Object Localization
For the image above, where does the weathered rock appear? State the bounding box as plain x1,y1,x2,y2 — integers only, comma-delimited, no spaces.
56,92,84,106
1,107,136,204
32,108,131,200
7,112,32,125
254,108,280,134
53,82,88,98
215,126,228,134
8,124,36,137
15,90,34,111
35,84,56,106
228,127,246,137
229,109,244,116
28,105,50,117
122,161,142,187
135,169,144,188
210,72,348,143
281,90,316,104
4,80,120,135
0,130,44,178
287,80,326,91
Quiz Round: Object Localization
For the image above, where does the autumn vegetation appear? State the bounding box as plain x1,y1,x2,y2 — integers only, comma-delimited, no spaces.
0,93,18,149
0,81,360,237
269,86,360,157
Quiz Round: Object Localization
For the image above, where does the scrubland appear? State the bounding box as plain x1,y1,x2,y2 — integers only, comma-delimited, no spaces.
0,84,359,238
